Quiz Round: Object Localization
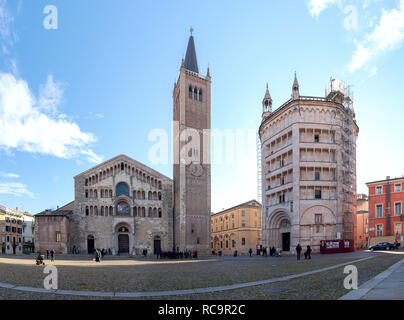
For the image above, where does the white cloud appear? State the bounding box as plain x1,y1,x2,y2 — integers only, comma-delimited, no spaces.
0,172,19,178
307,0,341,17
0,181,34,197
349,0,404,72
0,72,103,163
368,66,378,77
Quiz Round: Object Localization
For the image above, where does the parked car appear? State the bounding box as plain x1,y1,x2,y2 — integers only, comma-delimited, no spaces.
369,242,396,251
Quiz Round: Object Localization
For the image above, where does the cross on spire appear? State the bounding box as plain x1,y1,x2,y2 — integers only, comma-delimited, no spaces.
190,27,194,36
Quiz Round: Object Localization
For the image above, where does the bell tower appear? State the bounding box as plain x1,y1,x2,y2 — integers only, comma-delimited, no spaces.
173,28,211,253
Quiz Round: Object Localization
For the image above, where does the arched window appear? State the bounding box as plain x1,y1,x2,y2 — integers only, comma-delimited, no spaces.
100,206,104,216
142,207,146,217
158,181,162,189
94,206,98,216
158,208,162,218
194,87,198,100
189,86,193,99
142,191,145,199
199,89,203,102
116,182,130,197
90,206,93,216
85,206,89,216
133,207,137,217
148,191,152,200
148,207,152,217
109,206,113,216
109,190,113,198
153,208,157,217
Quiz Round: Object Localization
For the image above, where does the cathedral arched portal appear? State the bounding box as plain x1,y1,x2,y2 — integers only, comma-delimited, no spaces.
266,210,292,252
114,223,133,255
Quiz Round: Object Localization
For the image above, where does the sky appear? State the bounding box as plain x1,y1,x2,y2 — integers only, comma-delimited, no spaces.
0,0,403,214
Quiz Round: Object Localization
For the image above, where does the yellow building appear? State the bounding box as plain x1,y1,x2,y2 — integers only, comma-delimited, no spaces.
210,200,262,255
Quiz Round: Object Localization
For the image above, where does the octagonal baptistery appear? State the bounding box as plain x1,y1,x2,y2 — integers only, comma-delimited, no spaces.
259,76,359,253
72,154,173,255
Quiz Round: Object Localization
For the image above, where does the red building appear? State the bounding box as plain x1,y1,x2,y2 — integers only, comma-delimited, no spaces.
366,176,404,246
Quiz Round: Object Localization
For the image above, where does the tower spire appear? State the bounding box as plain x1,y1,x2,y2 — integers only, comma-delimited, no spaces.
262,82,272,118
184,28,199,74
292,71,300,100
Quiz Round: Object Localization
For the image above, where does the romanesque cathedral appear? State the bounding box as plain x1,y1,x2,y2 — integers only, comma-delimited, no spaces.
35,31,211,255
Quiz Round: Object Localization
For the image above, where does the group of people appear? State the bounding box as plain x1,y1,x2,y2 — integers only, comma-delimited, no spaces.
295,244,312,260
94,248,104,262
156,250,198,259
35,249,55,265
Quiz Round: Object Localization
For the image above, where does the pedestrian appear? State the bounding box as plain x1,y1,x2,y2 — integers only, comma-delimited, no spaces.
296,244,302,260
248,248,252,257
233,250,238,257
263,247,267,257
50,249,55,262
304,245,312,260
46,249,49,259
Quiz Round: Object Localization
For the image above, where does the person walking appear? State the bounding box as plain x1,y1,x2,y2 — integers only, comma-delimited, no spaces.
50,249,55,262
304,245,312,260
263,247,267,257
248,248,252,257
46,249,49,260
296,244,302,260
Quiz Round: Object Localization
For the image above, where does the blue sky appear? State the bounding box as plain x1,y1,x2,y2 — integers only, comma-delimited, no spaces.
0,0,403,214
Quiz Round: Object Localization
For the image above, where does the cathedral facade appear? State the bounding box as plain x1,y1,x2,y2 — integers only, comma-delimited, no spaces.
35,30,211,255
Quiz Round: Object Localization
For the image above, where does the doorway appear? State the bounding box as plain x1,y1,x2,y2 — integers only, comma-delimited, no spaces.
87,235,95,254
154,237,161,254
282,232,290,251
118,234,129,253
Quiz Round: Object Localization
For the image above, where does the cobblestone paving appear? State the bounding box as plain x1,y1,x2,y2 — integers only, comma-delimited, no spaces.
0,250,395,299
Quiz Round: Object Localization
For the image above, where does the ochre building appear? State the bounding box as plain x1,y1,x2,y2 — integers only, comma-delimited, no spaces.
211,200,262,255
259,77,359,253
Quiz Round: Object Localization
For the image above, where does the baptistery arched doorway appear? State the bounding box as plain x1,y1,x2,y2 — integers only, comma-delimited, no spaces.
266,210,292,251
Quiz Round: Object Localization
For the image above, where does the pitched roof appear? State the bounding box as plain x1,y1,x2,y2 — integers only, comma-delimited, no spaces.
211,200,262,216
36,201,74,216
184,35,199,73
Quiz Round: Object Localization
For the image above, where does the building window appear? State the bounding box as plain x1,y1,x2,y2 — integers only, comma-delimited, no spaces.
116,182,130,197
394,223,403,235
314,135,319,143
315,189,322,199
226,240,228,248
56,231,61,242
199,90,202,102
241,210,245,217
376,224,383,237
376,186,382,194
396,184,402,192
315,214,322,224
395,203,402,216
242,238,246,246
189,86,193,99
315,172,320,181
232,240,235,248
376,204,383,218
241,220,245,228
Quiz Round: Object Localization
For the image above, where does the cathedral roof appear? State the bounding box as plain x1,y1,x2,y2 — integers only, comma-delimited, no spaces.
184,32,199,74
74,154,172,182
